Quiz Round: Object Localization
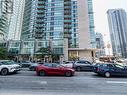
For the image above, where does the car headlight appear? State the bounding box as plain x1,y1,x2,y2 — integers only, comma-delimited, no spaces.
8,66,14,69
10,67,15,70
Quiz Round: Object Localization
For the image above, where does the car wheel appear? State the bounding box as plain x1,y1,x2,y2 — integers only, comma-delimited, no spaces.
105,72,111,78
39,70,46,76
76,67,81,71
65,71,72,77
1,68,8,76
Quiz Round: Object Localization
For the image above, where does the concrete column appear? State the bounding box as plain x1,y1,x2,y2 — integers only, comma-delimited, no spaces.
91,50,96,63
77,0,91,49
63,38,68,61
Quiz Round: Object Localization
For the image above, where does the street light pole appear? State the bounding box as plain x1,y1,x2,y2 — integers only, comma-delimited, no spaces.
48,37,53,63
107,42,111,56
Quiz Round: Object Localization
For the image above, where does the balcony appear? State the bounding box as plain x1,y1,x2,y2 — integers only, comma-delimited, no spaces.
64,31,72,38
37,12,45,15
64,17,71,20
64,26,71,29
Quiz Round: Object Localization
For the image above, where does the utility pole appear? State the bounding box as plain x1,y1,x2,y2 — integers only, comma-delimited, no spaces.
48,37,53,63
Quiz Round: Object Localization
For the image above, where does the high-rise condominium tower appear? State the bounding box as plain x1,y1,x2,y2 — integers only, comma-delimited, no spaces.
96,32,105,57
0,0,12,40
8,0,25,40
21,0,95,61
107,9,127,58
21,0,92,47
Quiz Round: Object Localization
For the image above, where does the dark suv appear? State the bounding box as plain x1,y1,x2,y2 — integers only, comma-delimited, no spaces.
73,60,93,71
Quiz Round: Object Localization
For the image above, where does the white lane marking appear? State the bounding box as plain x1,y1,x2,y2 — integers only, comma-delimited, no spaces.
32,81,47,85
0,76,122,81
107,81,127,84
40,81,47,84
0,76,37,78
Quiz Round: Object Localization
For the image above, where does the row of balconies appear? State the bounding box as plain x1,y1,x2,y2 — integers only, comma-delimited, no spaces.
64,3,71,7
36,17,45,20
64,17,71,20
64,13,71,15
37,8,45,10
64,22,71,24
36,21,45,24
35,27,44,29
38,0,46,1
37,12,45,15
64,8,71,11
38,1,46,6
64,0,71,2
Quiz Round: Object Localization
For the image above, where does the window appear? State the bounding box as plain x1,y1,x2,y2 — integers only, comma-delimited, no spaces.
115,64,124,69
1,61,15,65
77,61,91,64
51,17,54,20
100,64,108,68
52,63,63,68
108,64,114,68
51,8,54,11
51,12,54,16
50,22,54,25
50,27,54,31
44,64,52,67
77,61,82,64
38,42,42,46
52,63,57,68
85,61,91,65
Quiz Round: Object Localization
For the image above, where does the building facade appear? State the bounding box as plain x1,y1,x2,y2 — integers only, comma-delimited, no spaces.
0,14,8,40
20,0,95,61
8,0,25,40
95,32,105,57
0,39,95,62
87,0,96,48
107,9,127,58
0,0,13,40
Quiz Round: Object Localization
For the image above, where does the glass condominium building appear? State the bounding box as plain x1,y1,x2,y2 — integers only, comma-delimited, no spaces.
8,0,25,40
21,0,93,46
21,0,72,41
21,0,73,55
21,0,94,60
107,9,127,58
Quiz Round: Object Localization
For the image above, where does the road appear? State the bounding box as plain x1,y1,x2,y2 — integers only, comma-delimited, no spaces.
0,68,127,95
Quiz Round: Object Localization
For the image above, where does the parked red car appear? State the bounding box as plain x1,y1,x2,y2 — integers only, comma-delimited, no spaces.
36,63,75,77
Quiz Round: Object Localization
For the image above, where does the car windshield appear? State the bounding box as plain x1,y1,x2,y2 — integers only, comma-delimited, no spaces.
52,63,64,68
94,63,101,66
98,64,108,68
21,61,30,63
1,61,16,65
57,64,64,68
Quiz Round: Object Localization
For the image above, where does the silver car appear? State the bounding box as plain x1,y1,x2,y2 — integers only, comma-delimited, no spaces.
73,60,93,71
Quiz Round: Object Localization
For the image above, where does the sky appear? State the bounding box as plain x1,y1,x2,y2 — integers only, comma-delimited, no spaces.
93,0,127,55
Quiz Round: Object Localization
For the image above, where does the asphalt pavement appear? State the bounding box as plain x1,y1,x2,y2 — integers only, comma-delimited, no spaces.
0,68,127,95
